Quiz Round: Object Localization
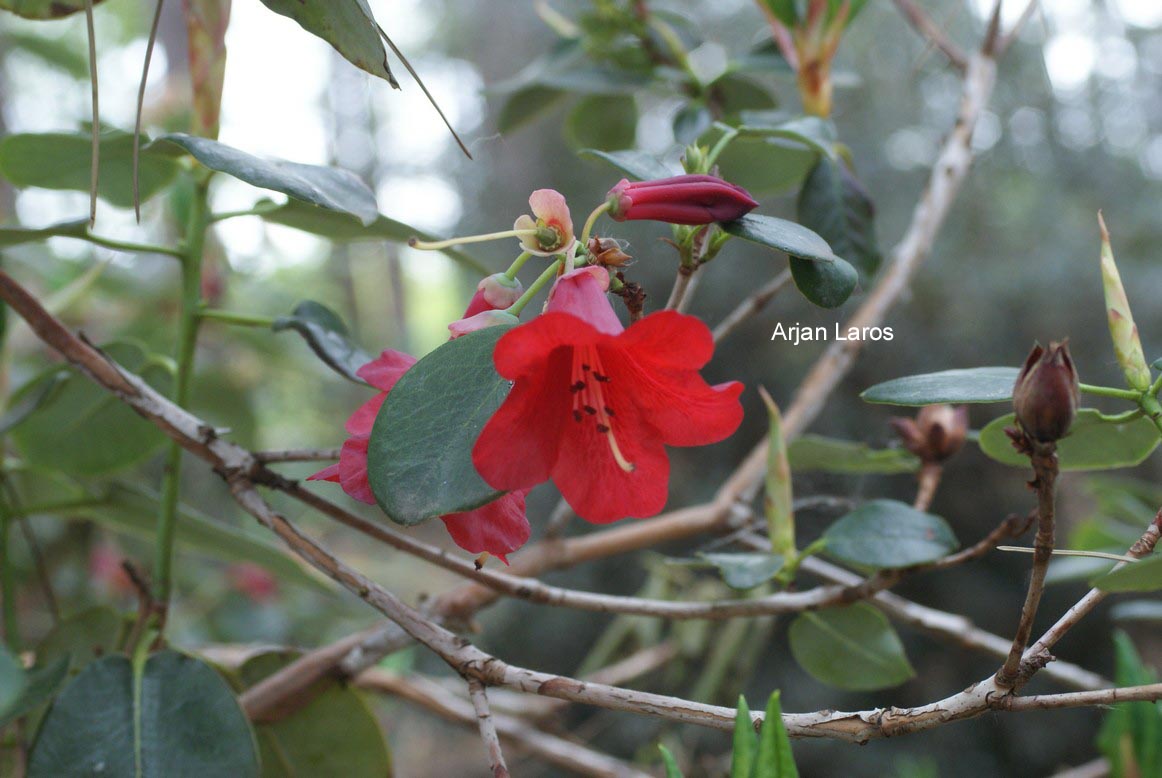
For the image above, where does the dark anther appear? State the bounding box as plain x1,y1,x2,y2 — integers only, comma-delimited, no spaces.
594,372,610,382
605,406,615,416
596,423,610,433
582,364,591,371
570,381,586,392
583,405,597,415
573,410,583,422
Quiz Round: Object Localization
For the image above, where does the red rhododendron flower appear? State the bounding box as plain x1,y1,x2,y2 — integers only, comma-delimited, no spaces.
472,266,744,522
309,307,531,561
606,174,758,225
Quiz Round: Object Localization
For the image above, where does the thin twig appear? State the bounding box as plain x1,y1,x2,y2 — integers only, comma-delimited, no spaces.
84,0,99,227
996,682,1162,711
891,0,969,71
467,677,510,778
1051,757,1109,778
253,447,341,464
912,462,942,511
997,1,1041,57
711,269,792,343
133,0,165,222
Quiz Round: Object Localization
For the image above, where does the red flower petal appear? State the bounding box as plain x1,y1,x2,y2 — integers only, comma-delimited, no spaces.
357,349,417,392
490,312,608,379
439,490,531,563
338,436,376,505
307,462,342,483
546,267,623,336
616,310,714,370
345,393,386,437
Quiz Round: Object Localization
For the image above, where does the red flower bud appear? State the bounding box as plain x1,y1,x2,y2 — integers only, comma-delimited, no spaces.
1013,341,1080,444
890,404,969,463
606,174,759,225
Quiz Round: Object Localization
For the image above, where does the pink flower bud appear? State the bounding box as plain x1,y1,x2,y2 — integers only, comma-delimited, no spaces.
462,273,524,318
1013,341,1080,444
448,309,521,339
606,174,759,225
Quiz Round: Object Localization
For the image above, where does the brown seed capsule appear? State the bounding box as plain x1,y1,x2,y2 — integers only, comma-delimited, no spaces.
890,404,969,463
587,236,633,268
1013,341,1080,444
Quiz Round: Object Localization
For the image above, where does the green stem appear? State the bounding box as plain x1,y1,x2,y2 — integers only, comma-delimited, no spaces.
153,178,210,624
503,252,533,282
1078,383,1141,401
1093,408,1143,424
208,201,283,223
0,501,17,652
505,258,564,317
579,202,611,248
410,228,538,251
705,126,739,170
82,231,185,259
199,308,276,328
1150,371,1162,399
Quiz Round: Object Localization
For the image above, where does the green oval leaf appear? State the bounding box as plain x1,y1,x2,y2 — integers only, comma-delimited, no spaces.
10,342,171,476
150,134,379,225
714,135,816,196
1093,554,1162,593
28,651,259,778
256,0,396,85
861,367,1020,406
788,435,920,474
273,300,373,384
0,0,109,18
797,155,882,278
822,499,959,570
237,651,391,777
673,103,713,145
0,648,26,717
721,213,840,263
0,656,69,730
978,410,1161,471
566,94,638,151
0,131,181,209
368,325,514,525
497,85,569,134
579,148,675,182
788,255,858,309
697,552,785,591
37,607,126,678
788,603,915,691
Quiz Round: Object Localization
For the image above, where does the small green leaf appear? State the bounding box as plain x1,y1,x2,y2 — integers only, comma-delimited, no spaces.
37,607,126,677
497,85,569,134
256,0,396,85
979,410,1161,471
737,115,837,156
1093,554,1162,593
237,651,391,778
755,690,799,778
1097,632,1162,778
0,0,109,18
258,200,488,275
10,343,170,476
368,325,514,524
566,94,637,151
28,651,259,778
759,0,800,26
710,74,777,119
0,130,181,209
673,103,714,144
788,435,920,474
0,648,26,717
698,552,785,590
658,744,684,778
273,300,373,384
822,499,958,570
788,254,858,309
730,695,756,778
714,135,817,196
861,367,1020,406
150,134,379,225
0,219,88,248
789,603,915,691
760,388,795,556
0,656,69,729
797,155,882,278
721,213,840,263
0,373,65,436
579,148,675,182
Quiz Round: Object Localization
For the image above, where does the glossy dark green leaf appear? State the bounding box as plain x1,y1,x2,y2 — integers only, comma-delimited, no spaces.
822,499,958,569
797,156,882,277
258,200,488,275
788,435,920,474
721,213,840,263
28,651,259,778
10,343,170,476
273,300,373,384
789,603,915,691
238,651,391,778
730,695,756,778
579,148,675,181
979,410,1161,471
673,103,713,144
37,607,125,677
861,367,1020,406
0,0,109,19
788,255,858,308
0,219,88,248
1093,555,1162,593
566,95,638,151
737,115,837,155
0,373,64,436
755,690,799,778
0,131,181,208
256,0,396,85
698,552,784,590
714,135,816,196
658,745,684,778
1097,631,1162,778
710,74,777,119
0,648,25,716
497,85,569,133
368,325,513,524
0,657,69,729
151,134,378,225
760,0,799,26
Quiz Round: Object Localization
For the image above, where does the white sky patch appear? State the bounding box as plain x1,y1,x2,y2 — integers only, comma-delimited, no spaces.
1138,135,1162,178
1044,32,1097,93
377,175,462,234
971,110,1002,152
1095,36,1139,80
1113,0,1162,28
966,0,1032,27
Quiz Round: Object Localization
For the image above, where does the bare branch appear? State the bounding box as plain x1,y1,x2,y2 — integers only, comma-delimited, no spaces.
998,682,1162,711
468,677,511,778
892,0,969,71
712,269,793,343
253,447,341,464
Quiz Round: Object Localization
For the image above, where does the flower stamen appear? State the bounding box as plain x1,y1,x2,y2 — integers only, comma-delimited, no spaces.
570,346,635,473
